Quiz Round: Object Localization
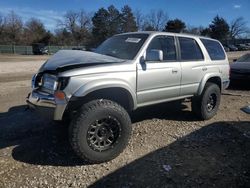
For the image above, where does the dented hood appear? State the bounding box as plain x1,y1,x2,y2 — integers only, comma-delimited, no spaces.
40,50,124,72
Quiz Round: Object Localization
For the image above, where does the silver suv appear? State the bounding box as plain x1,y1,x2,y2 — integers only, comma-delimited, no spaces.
27,32,230,163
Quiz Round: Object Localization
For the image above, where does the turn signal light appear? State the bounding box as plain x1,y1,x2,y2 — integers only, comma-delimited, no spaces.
54,91,66,100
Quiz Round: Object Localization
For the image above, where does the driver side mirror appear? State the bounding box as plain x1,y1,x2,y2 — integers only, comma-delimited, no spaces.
146,49,163,62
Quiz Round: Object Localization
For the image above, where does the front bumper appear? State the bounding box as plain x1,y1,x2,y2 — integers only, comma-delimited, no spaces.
26,89,67,120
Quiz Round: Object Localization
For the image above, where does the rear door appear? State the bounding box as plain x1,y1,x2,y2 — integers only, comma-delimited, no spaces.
200,38,229,84
177,37,206,96
137,35,181,105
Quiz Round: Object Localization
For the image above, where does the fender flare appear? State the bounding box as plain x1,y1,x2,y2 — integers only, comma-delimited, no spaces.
197,73,222,95
73,79,137,110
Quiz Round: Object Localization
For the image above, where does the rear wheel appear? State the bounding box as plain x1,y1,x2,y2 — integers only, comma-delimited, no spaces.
192,82,221,120
69,99,132,163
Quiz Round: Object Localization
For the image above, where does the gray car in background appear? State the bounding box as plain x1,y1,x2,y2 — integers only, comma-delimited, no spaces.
230,53,250,81
27,32,230,163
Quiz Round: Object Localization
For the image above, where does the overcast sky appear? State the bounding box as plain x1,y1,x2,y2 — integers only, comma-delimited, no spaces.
0,0,249,31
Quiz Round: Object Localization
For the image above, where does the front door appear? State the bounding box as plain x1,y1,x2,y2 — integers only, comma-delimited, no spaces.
137,35,181,106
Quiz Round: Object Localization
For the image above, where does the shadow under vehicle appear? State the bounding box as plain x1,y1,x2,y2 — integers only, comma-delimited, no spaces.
90,121,250,187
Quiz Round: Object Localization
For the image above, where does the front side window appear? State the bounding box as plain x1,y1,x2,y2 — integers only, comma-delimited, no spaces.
147,36,177,61
200,39,226,60
178,37,204,61
95,34,149,60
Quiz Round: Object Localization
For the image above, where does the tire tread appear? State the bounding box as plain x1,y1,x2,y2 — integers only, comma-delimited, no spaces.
69,99,131,163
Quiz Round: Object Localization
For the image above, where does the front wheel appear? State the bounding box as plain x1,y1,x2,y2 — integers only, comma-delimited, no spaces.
192,83,221,120
69,99,132,163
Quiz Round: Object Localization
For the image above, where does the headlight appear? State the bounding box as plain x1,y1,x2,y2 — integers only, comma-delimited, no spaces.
31,73,42,89
42,74,58,91
31,74,38,89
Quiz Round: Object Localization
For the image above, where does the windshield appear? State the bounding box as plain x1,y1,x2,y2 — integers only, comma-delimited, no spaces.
95,34,149,60
237,53,250,62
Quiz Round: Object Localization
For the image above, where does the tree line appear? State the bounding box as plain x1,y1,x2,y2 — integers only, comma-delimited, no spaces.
0,5,249,47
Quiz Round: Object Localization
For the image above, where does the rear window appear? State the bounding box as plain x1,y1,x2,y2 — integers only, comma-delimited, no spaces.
200,39,226,60
178,37,204,61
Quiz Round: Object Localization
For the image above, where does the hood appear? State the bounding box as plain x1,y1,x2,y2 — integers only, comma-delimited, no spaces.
40,50,124,72
230,61,250,71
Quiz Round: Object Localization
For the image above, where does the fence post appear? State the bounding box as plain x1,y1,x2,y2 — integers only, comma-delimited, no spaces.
12,44,16,54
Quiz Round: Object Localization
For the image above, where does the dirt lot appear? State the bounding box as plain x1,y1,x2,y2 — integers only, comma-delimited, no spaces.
0,53,250,187
0,54,50,62
0,55,49,83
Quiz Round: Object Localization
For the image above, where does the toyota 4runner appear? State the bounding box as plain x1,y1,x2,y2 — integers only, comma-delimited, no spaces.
27,32,230,163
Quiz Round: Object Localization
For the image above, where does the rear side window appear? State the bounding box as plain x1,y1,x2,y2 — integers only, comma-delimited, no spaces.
178,37,204,61
200,39,226,60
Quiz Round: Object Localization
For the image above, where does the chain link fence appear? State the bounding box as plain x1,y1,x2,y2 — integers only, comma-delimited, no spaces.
0,45,85,55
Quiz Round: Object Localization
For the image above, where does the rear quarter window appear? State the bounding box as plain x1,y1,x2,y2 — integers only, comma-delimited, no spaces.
200,39,226,60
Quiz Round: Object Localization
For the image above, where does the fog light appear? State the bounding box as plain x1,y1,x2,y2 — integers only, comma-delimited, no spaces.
54,91,66,100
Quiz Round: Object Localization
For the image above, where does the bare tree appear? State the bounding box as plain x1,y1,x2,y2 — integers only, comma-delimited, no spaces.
134,9,144,31
185,25,204,35
23,18,47,44
54,28,73,45
57,10,93,45
146,9,168,31
4,11,23,44
0,14,4,44
77,10,92,45
0,13,4,33
0,13,3,27
64,11,79,34
78,10,92,30
57,10,80,44
230,17,249,39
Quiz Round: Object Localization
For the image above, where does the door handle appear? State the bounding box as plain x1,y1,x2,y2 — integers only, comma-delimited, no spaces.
202,67,207,71
172,68,178,74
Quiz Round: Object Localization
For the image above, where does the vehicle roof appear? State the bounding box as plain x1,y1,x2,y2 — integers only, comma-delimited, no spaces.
116,31,215,41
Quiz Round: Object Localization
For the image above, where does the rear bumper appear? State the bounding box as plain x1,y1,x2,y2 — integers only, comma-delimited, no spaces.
26,90,67,120
222,80,230,90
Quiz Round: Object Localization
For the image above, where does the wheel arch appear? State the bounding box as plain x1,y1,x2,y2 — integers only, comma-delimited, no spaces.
197,74,222,95
67,86,136,114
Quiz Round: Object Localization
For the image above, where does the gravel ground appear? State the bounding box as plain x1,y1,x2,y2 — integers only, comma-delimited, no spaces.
0,54,50,62
0,54,250,187
0,61,44,83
